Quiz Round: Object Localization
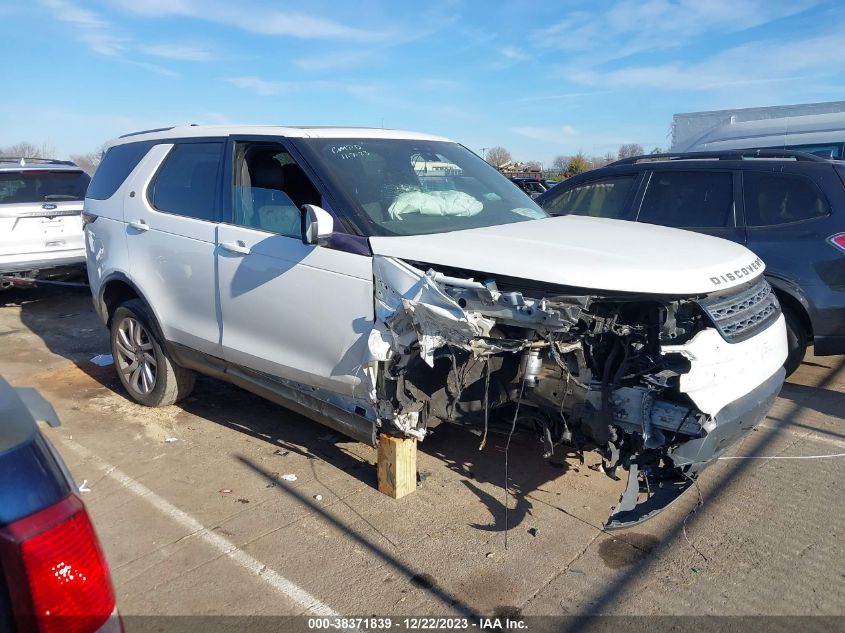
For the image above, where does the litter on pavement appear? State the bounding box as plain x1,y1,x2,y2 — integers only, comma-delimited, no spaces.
89,354,113,367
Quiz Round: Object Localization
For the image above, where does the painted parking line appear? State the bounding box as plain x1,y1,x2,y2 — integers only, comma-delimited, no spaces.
61,437,339,617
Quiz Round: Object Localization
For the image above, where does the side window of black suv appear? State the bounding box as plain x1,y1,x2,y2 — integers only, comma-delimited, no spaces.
638,170,734,228
543,174,637,219
743,171,830,227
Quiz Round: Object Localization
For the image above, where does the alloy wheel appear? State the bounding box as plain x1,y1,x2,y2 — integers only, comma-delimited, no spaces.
114,316,157,395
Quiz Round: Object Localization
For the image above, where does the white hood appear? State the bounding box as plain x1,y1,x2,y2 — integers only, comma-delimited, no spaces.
369,215,764,295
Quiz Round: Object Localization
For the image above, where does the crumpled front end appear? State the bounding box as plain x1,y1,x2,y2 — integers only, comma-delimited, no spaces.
364,257,787,528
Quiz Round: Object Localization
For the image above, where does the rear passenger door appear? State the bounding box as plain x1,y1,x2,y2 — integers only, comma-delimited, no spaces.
124,140,225,356
741,166,834,287
635,170,744,244
215,138,374,396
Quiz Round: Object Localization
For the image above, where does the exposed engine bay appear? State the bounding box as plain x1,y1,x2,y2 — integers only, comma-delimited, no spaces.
364,256,787,529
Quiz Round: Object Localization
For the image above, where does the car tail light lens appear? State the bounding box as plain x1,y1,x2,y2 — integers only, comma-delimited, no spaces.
828,233,845,253
0,494,116,633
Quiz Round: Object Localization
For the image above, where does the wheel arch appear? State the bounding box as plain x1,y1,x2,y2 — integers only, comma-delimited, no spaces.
98,273,165,334
766,274,813,340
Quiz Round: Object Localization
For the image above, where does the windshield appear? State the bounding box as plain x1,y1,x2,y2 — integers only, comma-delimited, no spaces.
0,170,90,204
297,138,548,236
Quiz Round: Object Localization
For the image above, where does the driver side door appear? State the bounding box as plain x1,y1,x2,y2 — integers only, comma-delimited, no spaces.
215,138,375,396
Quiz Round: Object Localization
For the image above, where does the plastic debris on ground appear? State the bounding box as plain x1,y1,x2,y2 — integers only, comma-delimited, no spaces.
280,474,297,482
89,354,114,367
78,479,91,493
219,488,233,494
313,494,323,501
164,437,178,443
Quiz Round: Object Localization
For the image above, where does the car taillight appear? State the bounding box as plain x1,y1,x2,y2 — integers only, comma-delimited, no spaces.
828,233,845,253
0,494,116,633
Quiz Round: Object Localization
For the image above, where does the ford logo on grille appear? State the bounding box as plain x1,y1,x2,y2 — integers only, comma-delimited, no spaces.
42,203,57,210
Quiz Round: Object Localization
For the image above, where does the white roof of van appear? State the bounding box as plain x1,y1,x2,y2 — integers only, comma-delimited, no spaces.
108,125,455,148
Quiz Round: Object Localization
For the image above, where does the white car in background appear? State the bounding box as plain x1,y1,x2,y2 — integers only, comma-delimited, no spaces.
84,125,787,529
0,157,90,287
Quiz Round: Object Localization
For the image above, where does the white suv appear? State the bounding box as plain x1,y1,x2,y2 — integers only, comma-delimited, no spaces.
84,125,787,528
1,157,90,286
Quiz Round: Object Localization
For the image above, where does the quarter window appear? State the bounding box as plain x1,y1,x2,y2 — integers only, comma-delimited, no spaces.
231,142,321,238
743,171,830,227
543,175,636,219
149,142,223,220
87,141,154,200
638,171,733,228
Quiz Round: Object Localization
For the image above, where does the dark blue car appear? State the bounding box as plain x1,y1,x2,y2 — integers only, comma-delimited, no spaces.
0,377,121,633
537,150,845,374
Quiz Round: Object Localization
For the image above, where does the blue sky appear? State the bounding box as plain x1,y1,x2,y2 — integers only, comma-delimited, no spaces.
1,0,842,164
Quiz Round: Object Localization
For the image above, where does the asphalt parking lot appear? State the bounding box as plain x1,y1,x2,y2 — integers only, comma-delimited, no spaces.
1,284,844,628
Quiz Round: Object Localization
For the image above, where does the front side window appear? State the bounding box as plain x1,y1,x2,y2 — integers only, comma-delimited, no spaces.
743,171,830,227
0,171,90,204
638,171,733,228
149,142,223,220
231,142,321,238
295,139,547,237
543,175,636,219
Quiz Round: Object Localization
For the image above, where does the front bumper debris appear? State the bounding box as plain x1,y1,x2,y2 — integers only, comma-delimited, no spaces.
605,366,785,530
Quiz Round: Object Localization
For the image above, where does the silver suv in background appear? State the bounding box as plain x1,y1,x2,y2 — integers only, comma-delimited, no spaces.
0,158,90,288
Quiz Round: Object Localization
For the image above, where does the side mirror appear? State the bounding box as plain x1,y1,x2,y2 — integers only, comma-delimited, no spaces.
301,204,334,246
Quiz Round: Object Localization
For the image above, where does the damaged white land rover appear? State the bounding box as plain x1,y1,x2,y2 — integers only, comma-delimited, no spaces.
85,126,787,528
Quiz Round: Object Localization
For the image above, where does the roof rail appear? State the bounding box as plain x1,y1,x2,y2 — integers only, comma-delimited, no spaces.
118,126,175,139
0,157,77,166
610,149,828,166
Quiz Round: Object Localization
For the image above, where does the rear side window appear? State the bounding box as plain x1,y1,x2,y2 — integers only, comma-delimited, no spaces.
149,142,223,221
0,171,90,204
743,171,830,227
543,175,636,219
638,171,733,228
87,141,153,200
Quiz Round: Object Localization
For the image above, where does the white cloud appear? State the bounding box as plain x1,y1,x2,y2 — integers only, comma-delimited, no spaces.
107,0,389,41
501,46,529,61
223,76,292,96
534,0,819,63
565,31,841,92
222,76,382,98
42,0,126,55
141,43,214,61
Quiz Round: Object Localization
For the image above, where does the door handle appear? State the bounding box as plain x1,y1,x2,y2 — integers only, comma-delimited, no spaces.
220,240,251,255
129,220,149,232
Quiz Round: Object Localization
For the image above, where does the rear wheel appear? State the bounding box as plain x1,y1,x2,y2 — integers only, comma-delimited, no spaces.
110,299,195,406
782,303,808,377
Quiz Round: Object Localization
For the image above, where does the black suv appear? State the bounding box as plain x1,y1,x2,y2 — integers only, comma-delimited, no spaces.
536,150,845,374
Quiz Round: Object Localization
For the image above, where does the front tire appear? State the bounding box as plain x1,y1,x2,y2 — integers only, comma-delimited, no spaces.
782,303,808,377
110,299,195,406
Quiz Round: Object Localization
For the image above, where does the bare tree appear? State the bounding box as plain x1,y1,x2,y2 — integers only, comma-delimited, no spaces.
617,143,644,160
524,160,542,171
70,145,107,175
0,141,56,159
485,146,512,168
552,155,570,171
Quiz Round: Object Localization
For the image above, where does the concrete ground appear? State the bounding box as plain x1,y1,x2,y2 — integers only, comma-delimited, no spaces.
1,285,843,628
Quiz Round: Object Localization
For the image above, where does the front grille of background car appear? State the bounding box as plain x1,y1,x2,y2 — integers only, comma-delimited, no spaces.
697,277,781,343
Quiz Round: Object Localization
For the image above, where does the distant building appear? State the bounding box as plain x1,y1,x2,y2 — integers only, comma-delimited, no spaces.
671,100,845,158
